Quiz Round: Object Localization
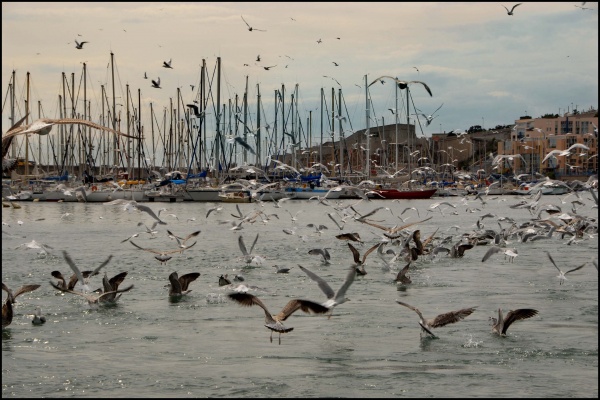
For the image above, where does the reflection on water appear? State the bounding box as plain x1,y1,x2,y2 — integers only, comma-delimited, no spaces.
1,197,598,397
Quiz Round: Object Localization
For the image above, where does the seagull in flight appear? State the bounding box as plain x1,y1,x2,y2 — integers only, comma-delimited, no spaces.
263,65,277,70
186,104,208,118
502,3,522,15
546,251,586,285
227,292,328,344
368,75,433,96
241,15,266,32
151,77,161,89
104,199,168,225
163,58,173,68
74,40,88,49
130,240,196,264
298,265,355,318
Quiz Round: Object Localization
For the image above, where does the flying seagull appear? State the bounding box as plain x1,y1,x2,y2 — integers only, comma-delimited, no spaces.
2,282,41,329
298,265,355,318
74,40,88,49
546,251,586,285
502,3,522,15
163,58,173,68
151,77,161,89
130,240,196,264
227,292,328,344
396,300,476,338
186,104,207,118
241,15,266,32
368,75,432,96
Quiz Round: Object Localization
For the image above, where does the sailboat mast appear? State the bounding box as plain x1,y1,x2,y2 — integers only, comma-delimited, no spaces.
215,56,221,181
406,86,411,188
256,84,261,165
243,75,249,165
365,74,370,180
394,78,399,170
25,72,30,177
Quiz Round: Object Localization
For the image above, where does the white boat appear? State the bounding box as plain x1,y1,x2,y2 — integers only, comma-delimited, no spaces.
218,190,252,203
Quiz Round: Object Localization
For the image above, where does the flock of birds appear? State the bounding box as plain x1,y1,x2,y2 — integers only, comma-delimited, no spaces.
2,176,598,345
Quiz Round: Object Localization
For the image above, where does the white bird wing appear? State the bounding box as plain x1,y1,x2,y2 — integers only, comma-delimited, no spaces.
334,267,356,303
298,265,335,299
238,235,249,256
249,233,259,254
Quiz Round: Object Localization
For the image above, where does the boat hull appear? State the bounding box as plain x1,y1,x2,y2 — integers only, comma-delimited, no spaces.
367,188,437,200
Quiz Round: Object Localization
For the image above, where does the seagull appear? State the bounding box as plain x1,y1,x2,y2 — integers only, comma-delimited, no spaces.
167,272,200,298
238,233,264,266
167,229,201,249
31,307,46,325
418,103,444,126
219,274,232,286
546,251,586,285
502,3,522,15
332,61,339,66
273,265,291,274
396,301,477,338
130,241,196,264
335,232,363,243
297,265,355,318
490,308,538,336
3,117,139,142
368,75,433,96
186,104,207,119
241,15,266,32
308,248,331,265
54,251,113,291
226,135,256,155
74,40,88,49
104,199,167,225
144,72,148,79
163,58,173,68
227,292,328,344
481,246,518,263
394,262,412,284
2,282,41,329
263,65,277,71
96,271,130,302
151,77,161,88
14,239,54,254
50,280,133,307
206,205,223,218
347,242,382,275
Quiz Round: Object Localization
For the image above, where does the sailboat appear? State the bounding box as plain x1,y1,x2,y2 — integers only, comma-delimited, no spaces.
364,75,436,200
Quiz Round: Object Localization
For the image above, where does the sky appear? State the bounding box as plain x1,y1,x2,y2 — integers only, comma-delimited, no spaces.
2,2,598,161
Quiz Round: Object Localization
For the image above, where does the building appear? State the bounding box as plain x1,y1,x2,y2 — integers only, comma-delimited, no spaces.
497,109,598,178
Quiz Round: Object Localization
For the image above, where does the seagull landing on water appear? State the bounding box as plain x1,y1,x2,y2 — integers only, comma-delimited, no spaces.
167,272,200,298
546,251,586,285
227,292,328,344
396,301,477,338
490,308,538,336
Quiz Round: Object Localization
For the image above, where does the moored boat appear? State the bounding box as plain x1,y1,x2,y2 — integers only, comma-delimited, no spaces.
367,187,437,200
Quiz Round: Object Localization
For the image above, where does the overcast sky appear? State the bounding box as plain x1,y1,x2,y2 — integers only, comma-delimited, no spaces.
2,2,598,145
